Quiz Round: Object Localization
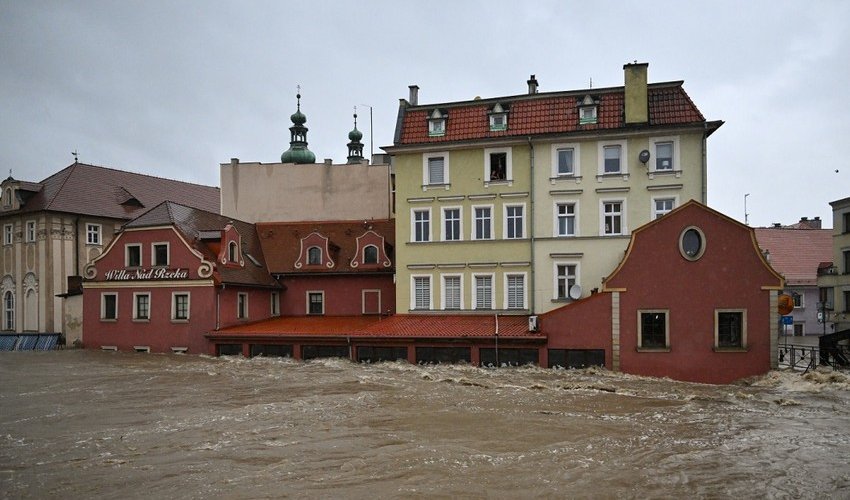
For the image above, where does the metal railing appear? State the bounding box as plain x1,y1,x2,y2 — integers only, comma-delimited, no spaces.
778,343,850,373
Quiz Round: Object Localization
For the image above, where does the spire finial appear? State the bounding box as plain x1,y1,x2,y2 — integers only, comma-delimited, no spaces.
296,84,301,110
353,106,358,127
72,149,79,163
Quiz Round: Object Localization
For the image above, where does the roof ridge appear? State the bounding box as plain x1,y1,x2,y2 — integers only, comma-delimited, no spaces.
69,162,220,190
42,162,80,211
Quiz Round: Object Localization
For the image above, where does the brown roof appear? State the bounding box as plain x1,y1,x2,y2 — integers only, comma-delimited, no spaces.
257,219,395,274
125,201,279,288
755,228,833,286
395,82,716,146
212,315,383,336
7,162,219,219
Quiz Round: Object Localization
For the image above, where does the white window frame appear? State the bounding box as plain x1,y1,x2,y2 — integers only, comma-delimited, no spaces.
411,275,432,311
598,140,628,176
237,292,248,319
651,196,678,220
3,224,12,246
554,201,578,237
3,290,14,330
793,293,804,309
25,220,36,243
441,274,463,310
422,151,449,186
171,292,190,322
715,309,747,349
151,242,170,267
650,136,680,172
428,110,446,137
504,273,527,310
489,113,507,131
126,244,143,267
579,105,597,124
473,273,495,310
637,309,669,350
600,199,627,236
551,143,580,177
504,203,525,239
307,246,322,266
228,241,239,262
132,292,151,321
471,205,494,241
484,146,513,183
441,206,463,242
307,291,325,315
86,223,102,246
411,208,431,243
553,262,580,300
100,292,118,321
270,291,280,316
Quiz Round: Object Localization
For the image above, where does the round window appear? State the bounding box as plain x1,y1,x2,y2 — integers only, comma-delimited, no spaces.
679,226,706,261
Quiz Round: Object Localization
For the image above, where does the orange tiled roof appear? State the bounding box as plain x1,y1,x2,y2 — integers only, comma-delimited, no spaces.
755,228,833,286
213,316,383,336
396,82,709,146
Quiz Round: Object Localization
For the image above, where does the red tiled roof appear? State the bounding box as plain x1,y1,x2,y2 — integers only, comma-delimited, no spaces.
257,219,394,274
210,314,539,339
9,163,220,219
396,83,709,145
754,228,833,286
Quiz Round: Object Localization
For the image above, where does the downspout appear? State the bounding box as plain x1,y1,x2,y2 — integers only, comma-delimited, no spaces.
74,216,80,277
494,313,499,367
527,137,536,314
216,285,222,330
701,123,708,204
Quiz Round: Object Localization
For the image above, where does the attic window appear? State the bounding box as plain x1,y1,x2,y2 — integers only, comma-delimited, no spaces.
307,246,322,265
228,241,238,262
489,103,508,131
578,95,598,125
428,109,446,137
363,245,378,264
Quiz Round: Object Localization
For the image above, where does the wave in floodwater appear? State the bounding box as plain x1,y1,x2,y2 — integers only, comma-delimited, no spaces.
1,350,849,499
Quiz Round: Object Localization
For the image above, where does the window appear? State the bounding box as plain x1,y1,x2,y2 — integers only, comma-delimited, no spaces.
3,291,14,330
412,276,431,310
133,293,150,321
228,241,238,262
3,224,12,245
679,226,706,261
557,148,574,175
602,201,624,236
845,291,850,313
443,208,461,241
442,275,461,310
578,95,597,124
86,224,102,245
307,292,324,315
489,103,507,131
844,212,850,234
555,264,577,300
2,187,10,207
126,244,142,267
793,323,804,336
363,245,378,264
655,141,674,170
101,293,117,320
237,293,248,319
474,275,493,310
506,274,526,310
172,293,190,321
844,250,850,275
505,205,524,239
555,203,576,236
152,243,169,267
428,109,446,137
422,152,449,186
716,310,746,349
412,209,431,242
639,311,668,349
473,206,492,240
270,291,280,316
308,246,322,265
552,143,581,178
653,197,676,219
793,293,804,309
603,145,621,174
25,221,35,243
427,157,444,184
484,147,512,182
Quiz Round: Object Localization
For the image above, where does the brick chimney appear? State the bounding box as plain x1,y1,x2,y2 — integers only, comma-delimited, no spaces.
624,62,649,124
408,85,419,106
527,74,539,94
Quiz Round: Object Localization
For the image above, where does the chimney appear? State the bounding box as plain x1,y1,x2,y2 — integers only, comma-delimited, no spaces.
623,62,649,124
527,74,538,94
230,158,239,167
324,158,333,166
804,216,822,229
408,85,419,106
773,223,782,228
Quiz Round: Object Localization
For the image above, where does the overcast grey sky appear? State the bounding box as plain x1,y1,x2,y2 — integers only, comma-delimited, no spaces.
2,0,848,227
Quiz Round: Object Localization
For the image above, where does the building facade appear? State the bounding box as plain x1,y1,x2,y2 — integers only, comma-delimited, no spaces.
818,196,850,332
0,163,219,344
383,63,722,316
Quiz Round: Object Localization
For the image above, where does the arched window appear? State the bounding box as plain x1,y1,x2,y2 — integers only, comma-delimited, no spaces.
3,291,14,330
228,241,238,262
308,246,322,265
363,245,378,264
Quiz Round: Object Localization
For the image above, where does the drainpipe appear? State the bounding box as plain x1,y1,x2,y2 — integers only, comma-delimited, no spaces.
215,285,221,330
494,313,499,367
527,137,536,314
701,124,708,204
74,216,80,277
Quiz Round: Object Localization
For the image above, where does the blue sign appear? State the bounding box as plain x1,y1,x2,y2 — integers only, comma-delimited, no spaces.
781,315,793,325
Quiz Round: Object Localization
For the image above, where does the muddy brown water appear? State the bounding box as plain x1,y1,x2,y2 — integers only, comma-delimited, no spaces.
1,350,849,499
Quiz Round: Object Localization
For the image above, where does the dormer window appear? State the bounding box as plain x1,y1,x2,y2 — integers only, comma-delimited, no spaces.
308,246,322,265
363,245,378,264
578,95,598,125
489,103,508,131
228,241,238,262
428,109,446,137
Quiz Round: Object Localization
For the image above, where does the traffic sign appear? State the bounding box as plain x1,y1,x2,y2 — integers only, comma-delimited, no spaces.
781,315,793,325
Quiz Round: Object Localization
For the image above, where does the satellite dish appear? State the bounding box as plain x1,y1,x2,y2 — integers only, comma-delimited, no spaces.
568,284,582,300
638,149,651,164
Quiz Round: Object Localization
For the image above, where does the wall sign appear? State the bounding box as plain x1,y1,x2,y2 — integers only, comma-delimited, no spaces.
105,268,189,281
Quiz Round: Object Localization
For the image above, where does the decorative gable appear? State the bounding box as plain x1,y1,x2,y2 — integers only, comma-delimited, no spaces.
295,232,336,269
350,230,392,269
219,224,244,267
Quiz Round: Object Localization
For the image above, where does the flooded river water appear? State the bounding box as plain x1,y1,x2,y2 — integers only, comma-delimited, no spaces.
1,350,849,499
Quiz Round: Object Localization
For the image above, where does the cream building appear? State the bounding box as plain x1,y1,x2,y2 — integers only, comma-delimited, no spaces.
818,196,850,332
384,63,722,315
